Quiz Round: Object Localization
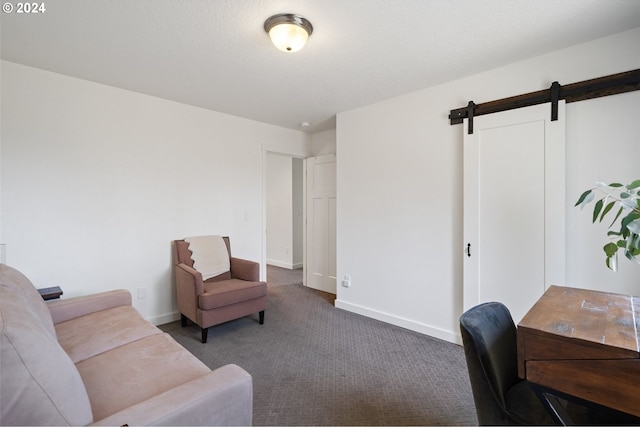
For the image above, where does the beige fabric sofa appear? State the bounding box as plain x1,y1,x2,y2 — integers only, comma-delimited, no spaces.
0,263,253,426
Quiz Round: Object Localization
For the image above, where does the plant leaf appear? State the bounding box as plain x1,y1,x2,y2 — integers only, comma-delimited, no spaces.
627,179,640,190
599,201,616,222
606,252,618,271
604,242,618,257
592,199,603,223
625,250,635,261
575,189,593,207
621,213,640,229
576,180,640,271
627,219,640,235
609,206,624,228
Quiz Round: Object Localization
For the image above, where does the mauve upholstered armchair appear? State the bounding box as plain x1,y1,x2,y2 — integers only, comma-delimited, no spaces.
173,237,267,343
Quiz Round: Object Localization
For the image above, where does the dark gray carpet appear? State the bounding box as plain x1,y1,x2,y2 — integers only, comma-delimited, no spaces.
160,266,477,426
265,265,306,287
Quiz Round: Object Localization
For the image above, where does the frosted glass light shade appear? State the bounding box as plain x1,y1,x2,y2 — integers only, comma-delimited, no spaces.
269,23,309,52
264,14,313,53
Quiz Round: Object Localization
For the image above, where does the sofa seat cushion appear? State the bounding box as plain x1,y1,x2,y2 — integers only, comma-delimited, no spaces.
76,332,211,422
199,279,267,310
55,305,162,363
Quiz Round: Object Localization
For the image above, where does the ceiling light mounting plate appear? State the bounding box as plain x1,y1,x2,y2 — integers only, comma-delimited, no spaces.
264,13,313,36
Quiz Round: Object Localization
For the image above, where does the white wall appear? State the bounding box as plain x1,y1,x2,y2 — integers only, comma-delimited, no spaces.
1,61,310,324
565,91,640,289
336,27,640,344
311,129,337,156
266,154,293,268
292,157,303,268
266,154,304,269
3,28,638,338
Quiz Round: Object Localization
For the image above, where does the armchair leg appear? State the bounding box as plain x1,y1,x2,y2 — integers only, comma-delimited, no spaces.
180,314,188,327
259,310,265,325
201,327,209,344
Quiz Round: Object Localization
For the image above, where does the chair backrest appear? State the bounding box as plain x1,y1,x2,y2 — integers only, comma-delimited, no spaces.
459,302,520,425
173,236,233,282
174,236,232,268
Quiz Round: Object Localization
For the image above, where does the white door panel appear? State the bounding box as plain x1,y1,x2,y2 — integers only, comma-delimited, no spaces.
305,155,337,294
463,102,565,323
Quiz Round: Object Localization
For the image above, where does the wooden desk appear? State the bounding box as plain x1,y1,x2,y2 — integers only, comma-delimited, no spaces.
517,285,640,417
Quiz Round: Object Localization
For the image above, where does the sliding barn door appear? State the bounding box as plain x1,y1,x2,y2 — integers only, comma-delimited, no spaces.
463,102,566,323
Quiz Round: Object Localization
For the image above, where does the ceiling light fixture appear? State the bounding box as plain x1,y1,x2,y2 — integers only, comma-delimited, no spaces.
264,13,313,53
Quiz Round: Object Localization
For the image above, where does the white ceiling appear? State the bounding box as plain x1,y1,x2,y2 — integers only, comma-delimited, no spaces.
2,0,639,133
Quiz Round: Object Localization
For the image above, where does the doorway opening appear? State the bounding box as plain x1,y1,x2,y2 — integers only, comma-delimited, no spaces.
265,153,304,284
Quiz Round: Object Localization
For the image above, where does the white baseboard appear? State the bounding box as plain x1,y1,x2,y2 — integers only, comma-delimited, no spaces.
267,259,303,270
334,299,462,345
149,302,462,345
149,311,180,326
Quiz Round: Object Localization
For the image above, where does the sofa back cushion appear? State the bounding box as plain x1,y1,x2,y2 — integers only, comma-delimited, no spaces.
0,264,93,426
0,263,56,337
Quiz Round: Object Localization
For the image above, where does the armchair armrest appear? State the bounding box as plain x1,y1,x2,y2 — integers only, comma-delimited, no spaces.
91,364,252,426
48,289,131,324
230,257,260,282
175,263,204,322
176,263,204,294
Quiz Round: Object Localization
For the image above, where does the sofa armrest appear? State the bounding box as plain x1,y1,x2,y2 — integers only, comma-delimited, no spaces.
48,289,132,324
230,257,260,282
91,364,252,426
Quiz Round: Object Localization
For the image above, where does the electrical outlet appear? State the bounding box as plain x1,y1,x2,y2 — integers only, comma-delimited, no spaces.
137,287,146,299
342,275,351,288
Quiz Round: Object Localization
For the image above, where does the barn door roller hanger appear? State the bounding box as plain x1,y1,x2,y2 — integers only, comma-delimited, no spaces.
448,69,640,135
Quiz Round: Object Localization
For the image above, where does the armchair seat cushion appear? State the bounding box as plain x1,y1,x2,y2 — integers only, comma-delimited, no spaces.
200,279,267,310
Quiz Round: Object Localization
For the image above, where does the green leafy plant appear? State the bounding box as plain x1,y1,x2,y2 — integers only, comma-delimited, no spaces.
575,180,640,271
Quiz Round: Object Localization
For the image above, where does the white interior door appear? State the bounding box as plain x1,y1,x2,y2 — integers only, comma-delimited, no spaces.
463,101,565,323
305,154,337,294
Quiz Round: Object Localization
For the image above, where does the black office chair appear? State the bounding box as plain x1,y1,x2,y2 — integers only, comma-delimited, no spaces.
459,302,555,425
459,302,640,426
